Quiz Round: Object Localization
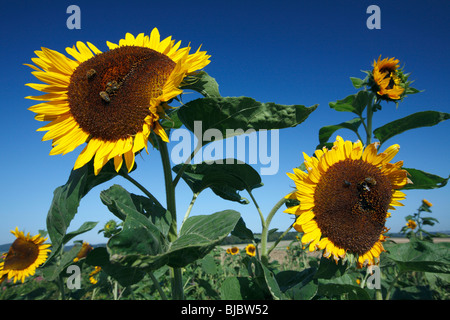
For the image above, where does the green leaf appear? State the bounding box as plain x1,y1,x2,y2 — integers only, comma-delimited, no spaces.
168,210,241,267
276,269,318,300
46,159,133,260
393,260,450,274
329,91,371,116
317,283,371,300
86,247,145,287
109,210,241,270
350,77,365,89
180,71,221,98
41,245,82,281
61,221,98,245
220,277,265,300
100,184,171,236
160,108,183,130
373,111,450,145
172,159,262,204
314,256,348,280
178,96,317,139
402,168,449,190
317,117,363,147
107,202,169,270
231,217,255,241
249,257,283,300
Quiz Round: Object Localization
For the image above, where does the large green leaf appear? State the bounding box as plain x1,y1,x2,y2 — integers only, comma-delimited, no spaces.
107,201,169,270
108,210,241,270
275,269,318,300
100,184,171,236
402,168,449,190
168,210,241,267
317,117,363,147
86,247,145,287
179,71,221,98
61,221,98,245
329,91,371,116
220,277,266,300
177,96,317,139
172,159,262,204
46,159,134,259
374,111,450,145
384,239,450,275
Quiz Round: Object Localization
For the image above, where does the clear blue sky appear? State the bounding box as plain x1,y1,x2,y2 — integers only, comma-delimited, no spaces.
0,0,449,245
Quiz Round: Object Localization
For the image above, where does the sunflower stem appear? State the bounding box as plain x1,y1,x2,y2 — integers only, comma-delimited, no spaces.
265,197,289,256
149,271,168,300
120,171,163,208
365,93,375,145
173,139,202,188
158,135,184,300
181,192,199,228
247,188,269,264
267,224,293,256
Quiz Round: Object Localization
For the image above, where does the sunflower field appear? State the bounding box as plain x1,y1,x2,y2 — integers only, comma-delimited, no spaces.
1,29,449,302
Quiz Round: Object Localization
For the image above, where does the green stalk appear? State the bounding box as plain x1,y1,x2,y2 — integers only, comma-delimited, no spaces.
181,192,199,227
158,136,184,300
366,94,374,145
149,272,168,300
120,171,163,208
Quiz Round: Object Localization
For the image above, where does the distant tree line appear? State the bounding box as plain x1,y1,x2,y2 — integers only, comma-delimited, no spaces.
221,231,300,246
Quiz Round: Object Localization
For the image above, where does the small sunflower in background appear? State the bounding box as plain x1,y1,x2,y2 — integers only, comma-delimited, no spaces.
0,228,51,284
245,244,256,257
226,247,240,255
26,28,210,175
285,136,410,268
89,266,102,285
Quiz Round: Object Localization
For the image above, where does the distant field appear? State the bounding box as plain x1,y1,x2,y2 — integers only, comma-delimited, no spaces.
220,238,450,263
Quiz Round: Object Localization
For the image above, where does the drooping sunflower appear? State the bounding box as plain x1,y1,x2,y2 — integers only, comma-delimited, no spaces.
371,55,405,101
285,136,410,268
26,28,210,175
0,228,51,284
89,266,102,285
73,241,93,262
406,219,417,230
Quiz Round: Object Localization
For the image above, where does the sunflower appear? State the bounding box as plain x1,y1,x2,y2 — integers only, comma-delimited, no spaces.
89,266,102,284
26,28,210,175
0,228,51,284
371,55,405,101
285,136,410,268
245,244,256,257
406,219,417,230
73,241,93,262
422,199,433,208
227,247,239,255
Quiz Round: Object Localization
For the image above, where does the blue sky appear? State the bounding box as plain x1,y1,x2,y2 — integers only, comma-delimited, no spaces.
0,0,449,245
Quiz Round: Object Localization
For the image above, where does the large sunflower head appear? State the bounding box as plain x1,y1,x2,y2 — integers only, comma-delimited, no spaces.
285,136,410,268
26,28,210,175
0,228,51,284
370,55,407,102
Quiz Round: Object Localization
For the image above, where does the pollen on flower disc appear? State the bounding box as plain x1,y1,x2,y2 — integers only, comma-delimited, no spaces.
68,46,175,141
313,159,393,255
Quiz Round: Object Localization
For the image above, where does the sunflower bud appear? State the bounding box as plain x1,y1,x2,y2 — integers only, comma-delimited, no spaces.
367,55,417,103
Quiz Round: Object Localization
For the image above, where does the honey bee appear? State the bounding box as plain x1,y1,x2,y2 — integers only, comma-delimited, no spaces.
105,80,119,94
99,91,110,103
86,69,97,80
358,177,376,192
